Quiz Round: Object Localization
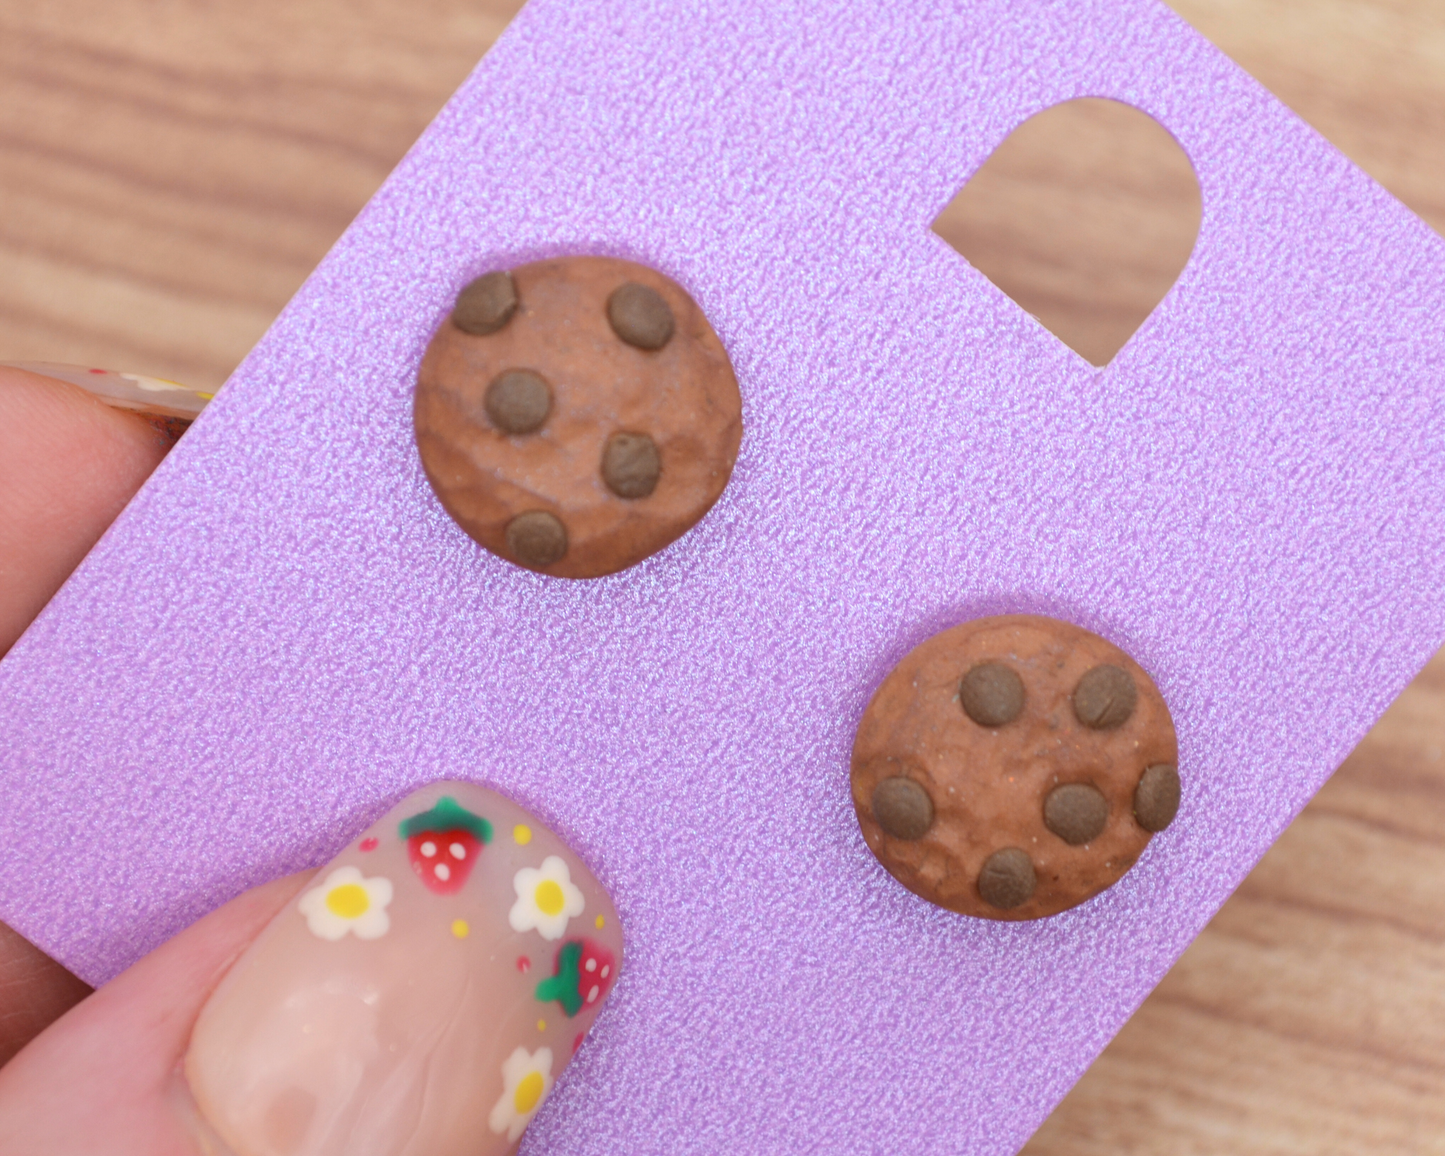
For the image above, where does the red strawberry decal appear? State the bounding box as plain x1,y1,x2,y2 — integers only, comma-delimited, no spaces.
535,938,617,1016
577,940,616,1009
398,796,493,895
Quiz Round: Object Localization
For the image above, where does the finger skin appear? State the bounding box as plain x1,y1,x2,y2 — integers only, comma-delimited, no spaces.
0,924,91,1069
0,365,171,656
0,365,175,1062
0,874,308,1156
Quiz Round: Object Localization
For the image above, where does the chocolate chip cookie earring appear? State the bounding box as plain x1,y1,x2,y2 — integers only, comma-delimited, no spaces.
852,615,1180,920
414,256,743,578
183,782,622,1155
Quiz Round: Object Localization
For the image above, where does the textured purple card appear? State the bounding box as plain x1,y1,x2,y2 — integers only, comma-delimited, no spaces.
4,0,1445,1152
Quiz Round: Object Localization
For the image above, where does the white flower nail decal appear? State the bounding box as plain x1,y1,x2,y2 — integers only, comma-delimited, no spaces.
298,866,394,940
488,1046,554,1141
508,855,585,941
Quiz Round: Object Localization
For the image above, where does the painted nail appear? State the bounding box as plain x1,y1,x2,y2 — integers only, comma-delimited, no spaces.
183,782,622,1156
1,361,211,441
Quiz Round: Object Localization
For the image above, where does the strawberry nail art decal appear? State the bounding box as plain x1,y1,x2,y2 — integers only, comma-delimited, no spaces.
185,782,622,1156
399,795,492,893
535,938,616,1016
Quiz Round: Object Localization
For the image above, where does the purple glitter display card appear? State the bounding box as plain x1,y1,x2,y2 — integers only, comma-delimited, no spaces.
4,1,1445,1152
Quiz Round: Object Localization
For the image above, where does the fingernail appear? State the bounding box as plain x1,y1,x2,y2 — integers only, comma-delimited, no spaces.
1,361,211,441
183,782,622,1156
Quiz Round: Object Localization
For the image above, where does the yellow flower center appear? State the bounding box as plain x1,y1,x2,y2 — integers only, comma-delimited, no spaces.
325,883,370,919
514,1071,544,1115
535,880,565,917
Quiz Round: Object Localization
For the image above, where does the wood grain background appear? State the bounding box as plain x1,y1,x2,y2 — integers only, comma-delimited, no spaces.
2,1,1442,1150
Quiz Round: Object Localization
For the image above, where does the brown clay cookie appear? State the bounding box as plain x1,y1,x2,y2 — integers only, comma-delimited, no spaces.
414,257,743,578
851,614,1179,921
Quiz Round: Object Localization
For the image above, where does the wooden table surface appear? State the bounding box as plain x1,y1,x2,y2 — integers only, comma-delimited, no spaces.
2,1,1443,1150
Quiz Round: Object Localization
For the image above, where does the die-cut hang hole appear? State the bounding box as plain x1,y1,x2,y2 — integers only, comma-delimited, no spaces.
932,97,1202,368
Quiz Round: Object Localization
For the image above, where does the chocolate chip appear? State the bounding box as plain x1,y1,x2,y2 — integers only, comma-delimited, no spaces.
452,270,518,336
1043,783,1109,845
977,848,1036,909
484,370,552,435
959,662,1025,727
1134,763,1180,832
505,511,568,569
1073,664,1137,729
607,282,675,350
601,432,661,498
871,777,934,840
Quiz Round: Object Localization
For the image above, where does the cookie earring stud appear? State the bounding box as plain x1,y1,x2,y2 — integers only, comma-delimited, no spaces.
852,614,1180,920
414,256,743,578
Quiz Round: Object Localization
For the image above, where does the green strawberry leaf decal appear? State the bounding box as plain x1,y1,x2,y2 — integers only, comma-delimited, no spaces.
536,942,584,1016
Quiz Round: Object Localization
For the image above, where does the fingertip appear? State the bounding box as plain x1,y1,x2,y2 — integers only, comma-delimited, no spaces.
0,874,308,1152
186,784,623,1156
